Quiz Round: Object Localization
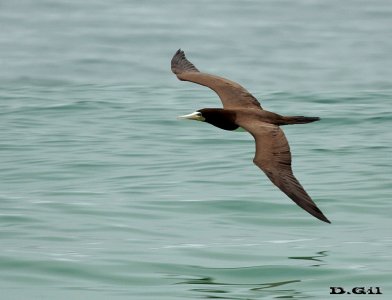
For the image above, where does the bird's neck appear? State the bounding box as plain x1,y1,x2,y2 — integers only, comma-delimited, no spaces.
205,109,239,131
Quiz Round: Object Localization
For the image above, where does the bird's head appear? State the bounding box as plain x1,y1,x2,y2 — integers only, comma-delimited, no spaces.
177,108,239,131
177,109,206,122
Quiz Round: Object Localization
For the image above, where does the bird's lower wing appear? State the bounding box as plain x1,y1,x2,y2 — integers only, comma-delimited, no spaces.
239,121,330,223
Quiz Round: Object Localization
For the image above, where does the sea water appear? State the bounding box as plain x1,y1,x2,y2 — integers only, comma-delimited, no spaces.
1,0,391,299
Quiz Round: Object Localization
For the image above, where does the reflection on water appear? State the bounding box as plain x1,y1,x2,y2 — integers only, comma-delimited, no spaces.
288,251,328,267
176,276,308,299
171,251,331,299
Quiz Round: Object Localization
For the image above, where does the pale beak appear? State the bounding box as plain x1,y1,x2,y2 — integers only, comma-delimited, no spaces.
177,112,205,121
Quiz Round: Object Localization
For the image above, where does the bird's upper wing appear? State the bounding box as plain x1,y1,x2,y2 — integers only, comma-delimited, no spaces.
237,119,330,223
171,49,262,110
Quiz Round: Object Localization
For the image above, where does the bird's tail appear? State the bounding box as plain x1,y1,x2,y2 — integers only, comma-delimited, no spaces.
280,116,320,125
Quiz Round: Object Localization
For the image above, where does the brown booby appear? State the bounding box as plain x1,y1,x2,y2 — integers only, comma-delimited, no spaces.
172,49,330,224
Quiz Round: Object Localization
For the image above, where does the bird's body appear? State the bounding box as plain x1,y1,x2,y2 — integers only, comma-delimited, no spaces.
172,49,330,224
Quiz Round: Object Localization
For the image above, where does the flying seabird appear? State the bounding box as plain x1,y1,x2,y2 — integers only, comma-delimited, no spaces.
172,49,330,224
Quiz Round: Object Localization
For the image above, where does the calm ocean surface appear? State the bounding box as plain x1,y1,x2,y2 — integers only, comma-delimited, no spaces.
1,0,391,299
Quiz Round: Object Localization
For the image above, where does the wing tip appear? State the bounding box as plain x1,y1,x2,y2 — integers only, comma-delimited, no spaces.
171,49,199,75
300,198,331,224
316,212,331,224
173,48,183,59
309,204,331,224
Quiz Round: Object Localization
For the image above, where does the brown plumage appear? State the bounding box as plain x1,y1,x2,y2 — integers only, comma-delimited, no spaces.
172,49,330,224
